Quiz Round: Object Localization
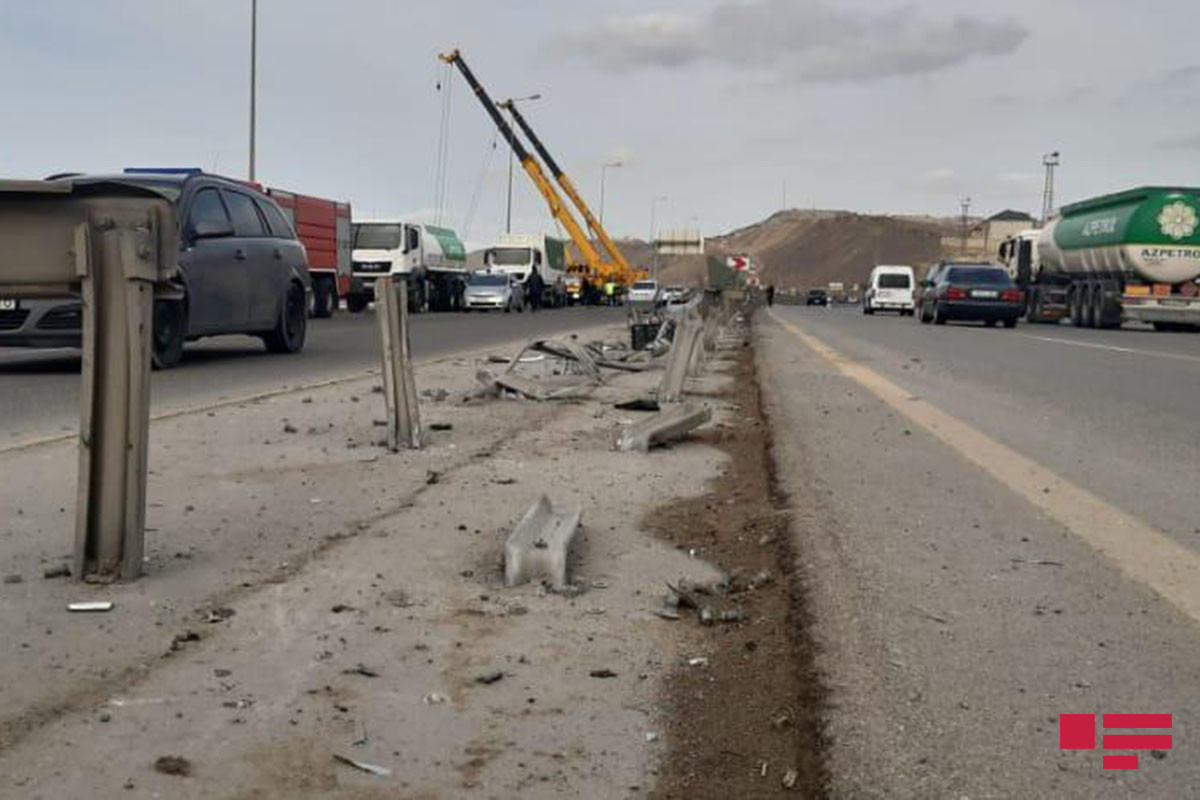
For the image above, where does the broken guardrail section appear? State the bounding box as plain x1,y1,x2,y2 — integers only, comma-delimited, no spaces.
376,275,422,450
505,494,583,589
477,338,604,400
0,179,178,582
616,403,713,453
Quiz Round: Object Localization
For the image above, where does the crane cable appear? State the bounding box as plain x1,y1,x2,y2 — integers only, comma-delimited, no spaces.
461,129,498,246
433,61,454,227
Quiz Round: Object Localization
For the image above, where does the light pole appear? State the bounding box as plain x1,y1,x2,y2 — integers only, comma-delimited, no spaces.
649,195,667,279
1041,151,1061,226
502,93,542,233
960,196,972,253
248,0,257,181
599,161,622,229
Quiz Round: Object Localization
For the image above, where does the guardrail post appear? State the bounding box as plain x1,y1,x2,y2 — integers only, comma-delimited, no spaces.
376,275,422,450
658,305,702,402
74,213,160,582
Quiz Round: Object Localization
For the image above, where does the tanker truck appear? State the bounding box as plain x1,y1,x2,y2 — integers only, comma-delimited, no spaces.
1005,187,1200,330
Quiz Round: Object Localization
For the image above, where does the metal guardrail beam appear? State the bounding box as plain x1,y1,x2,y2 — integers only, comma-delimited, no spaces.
0,180,178,582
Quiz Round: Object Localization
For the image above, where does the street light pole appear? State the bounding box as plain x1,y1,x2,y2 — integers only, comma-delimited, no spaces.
599,161,622,229
249,0,257,182
1041,151,1061,226
501,93,542,234
649,195,667,279
960,196,972,253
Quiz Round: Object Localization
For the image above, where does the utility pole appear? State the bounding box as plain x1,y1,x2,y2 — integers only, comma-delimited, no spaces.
960,196,972,254
599,161,622,229
1041,151,1061,226
649,195,667,279
502,93,541,233
782,180,787,211
249,0,257,181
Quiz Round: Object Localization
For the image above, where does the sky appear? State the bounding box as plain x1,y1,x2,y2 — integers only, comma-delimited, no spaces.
1,0,1199,249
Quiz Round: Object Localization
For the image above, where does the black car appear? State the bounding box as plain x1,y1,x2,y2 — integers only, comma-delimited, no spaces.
920,264,1023,327
806,288,829,306
0,169,311,368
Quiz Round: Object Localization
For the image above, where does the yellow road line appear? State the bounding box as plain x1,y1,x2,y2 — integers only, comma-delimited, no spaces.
771,310,1200,626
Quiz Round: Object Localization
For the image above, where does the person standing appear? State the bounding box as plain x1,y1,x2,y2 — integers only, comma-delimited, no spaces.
766,284,776,307
527,267,544,313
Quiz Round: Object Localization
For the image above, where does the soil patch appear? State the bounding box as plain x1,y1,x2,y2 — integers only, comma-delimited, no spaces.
646,319,827,798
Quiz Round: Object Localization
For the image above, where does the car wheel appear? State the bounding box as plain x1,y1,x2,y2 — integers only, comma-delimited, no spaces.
151,299,186,370
312,277,336,318
263,282,307,354
933,303,947,325
1003,318,1017,329
346,293,369,313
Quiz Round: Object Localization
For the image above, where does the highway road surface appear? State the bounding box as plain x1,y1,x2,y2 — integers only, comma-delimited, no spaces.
761,304,1200,798
0,305,624,446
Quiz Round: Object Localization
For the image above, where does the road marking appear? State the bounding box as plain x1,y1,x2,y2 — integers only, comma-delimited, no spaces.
1020,334,1200,365
771,310,1200,627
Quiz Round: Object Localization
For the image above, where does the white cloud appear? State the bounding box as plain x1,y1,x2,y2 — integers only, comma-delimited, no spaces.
555,0,1027,83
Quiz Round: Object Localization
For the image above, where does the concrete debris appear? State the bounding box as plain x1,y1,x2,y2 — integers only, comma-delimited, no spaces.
202,607,236,623
333,754,391,777
617,403,712,453
343,664,380,678
645,732,660,743
170,630,202,651
782,768,799,789
153,756,192,777
383,589,413,608
43,565,71,579
614,397,660,412
68,601,113,613
423,692,447,705
655,609,681,621
687,657,709,667
428,423,453,431
505,495,583,590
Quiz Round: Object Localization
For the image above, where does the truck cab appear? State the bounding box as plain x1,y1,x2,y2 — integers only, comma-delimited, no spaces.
349,221,467,313
484,233,567,307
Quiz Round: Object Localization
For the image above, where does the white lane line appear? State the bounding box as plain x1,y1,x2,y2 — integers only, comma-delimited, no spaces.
1020,334,1200,365
771,310,1200,627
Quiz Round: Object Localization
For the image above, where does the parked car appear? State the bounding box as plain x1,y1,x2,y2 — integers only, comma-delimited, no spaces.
627,279,662,307
920,264,1023,327
863,265,916,315
0,169,311,369
806,288,829,306
463,272,523,312
662,285,686,304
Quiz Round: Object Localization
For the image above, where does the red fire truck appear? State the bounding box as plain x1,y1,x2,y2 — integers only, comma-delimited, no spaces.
265,188,357,318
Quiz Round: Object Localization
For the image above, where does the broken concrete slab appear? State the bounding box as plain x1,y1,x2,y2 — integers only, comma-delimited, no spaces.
617,403,713,453
505,494,583,590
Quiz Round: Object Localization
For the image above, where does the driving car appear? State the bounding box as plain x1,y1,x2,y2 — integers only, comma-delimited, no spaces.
921,263,1023,327
0,169,311,369
806,288,829,306
463,272,524,312
914,262,951,323
863,265,916,315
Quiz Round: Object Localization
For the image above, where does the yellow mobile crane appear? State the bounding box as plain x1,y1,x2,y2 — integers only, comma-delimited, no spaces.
438,50,623,298
498,99,635,289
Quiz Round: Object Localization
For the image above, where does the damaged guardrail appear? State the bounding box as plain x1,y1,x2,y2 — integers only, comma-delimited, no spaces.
376,275,422,450
0,179,178,582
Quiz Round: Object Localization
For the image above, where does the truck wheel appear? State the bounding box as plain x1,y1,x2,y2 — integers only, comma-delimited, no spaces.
312,276,336,318
346,294,369,313
263,282,307,354
1068,285,1083,327
1025,288,1039,323
151,299,186,370
1091,285,1110,329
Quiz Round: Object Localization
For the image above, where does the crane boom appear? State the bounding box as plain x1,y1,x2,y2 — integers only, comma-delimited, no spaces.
437,49,609,279
500,100,634,282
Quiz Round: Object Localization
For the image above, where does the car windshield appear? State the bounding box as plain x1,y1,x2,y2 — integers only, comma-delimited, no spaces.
633,281,657,290
878,273,911,289
354,224,403,250
487,247,531,266
946,267,1009,284
468,274,507,287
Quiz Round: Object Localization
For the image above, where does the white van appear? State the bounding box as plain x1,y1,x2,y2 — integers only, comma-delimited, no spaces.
864,265,916,315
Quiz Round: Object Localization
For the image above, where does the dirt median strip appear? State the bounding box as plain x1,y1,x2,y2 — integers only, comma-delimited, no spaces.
647,326,828,799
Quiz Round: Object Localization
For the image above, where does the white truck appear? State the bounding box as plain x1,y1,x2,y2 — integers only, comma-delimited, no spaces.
348,221,468,313
483,233,567,307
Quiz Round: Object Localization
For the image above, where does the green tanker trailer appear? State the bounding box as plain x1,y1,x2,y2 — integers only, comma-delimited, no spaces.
1012,187,1200,330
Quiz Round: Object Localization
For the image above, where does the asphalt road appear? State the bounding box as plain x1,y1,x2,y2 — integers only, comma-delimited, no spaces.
760,305,1200,798
0,305,625,444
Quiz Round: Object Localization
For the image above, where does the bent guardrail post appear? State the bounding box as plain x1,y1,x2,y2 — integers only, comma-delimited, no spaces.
0,179,177,582
376,275,422,450
658,306,702,402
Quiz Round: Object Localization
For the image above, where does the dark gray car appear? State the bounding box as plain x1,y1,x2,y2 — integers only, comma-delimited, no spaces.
0,170,311,368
